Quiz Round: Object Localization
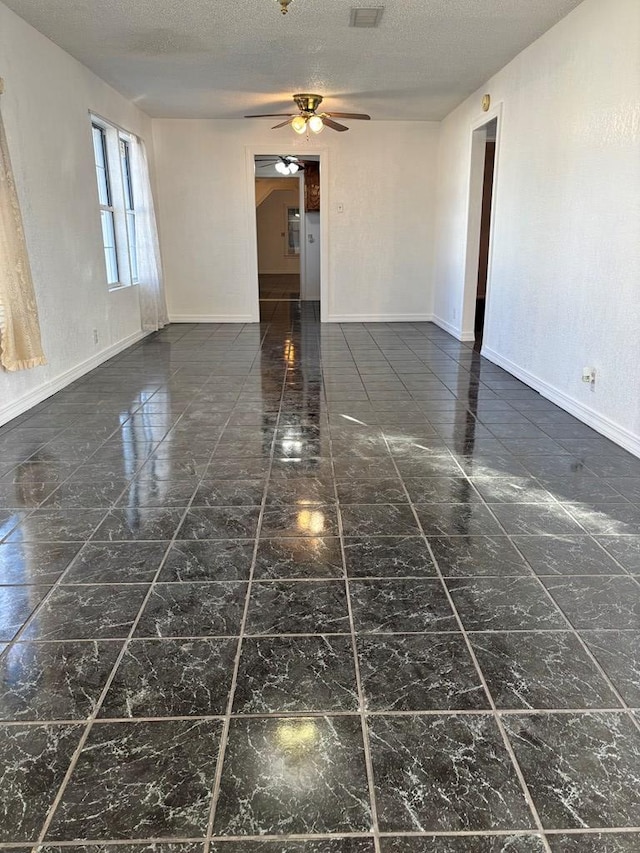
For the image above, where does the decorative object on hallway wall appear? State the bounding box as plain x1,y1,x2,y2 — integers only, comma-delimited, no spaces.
276,0,294,13
482,94,491,112
132,138,169,332
0,87,47,371
304,162,320,212
245,93,371,134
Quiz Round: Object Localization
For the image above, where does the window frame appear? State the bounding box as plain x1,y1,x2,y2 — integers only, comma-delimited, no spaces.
90,115,139,290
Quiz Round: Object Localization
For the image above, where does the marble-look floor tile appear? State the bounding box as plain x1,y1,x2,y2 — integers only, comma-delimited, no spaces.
503,712,640,829
470,632,621,710
45,719,222,840
42,480,127,508
117,479,199,508
541,576,640,629
350,579,457,633
403,477,480,504
340,504,420,537
265,477,337,507
595,536,640,573
100,637,236,717
134,582,246,638
23,585,149,640
470,476,553,504
581,631,640,706
429,537,530,578
0,641,121,720
357,633,488,711
0,585,50,641
213,716,371,835
513,536,621,577
446,577,566,631
246,581,350,635
62,541,168,584
379,836,546,852
254,537,343,579
159,539,255,582
336,479,407,505
192,479,265,507
179,506,261,540
210,841,375,853
343,537,436,578
260,505,340,538
488,504,585,536
92,508,185,541
546,832,640,852
0,541,81,585
369,714,535,832
414,504,504,537
232,635,358,713
6,509,106,542
0,723,82,841
40,845,205,853
562,503,640,536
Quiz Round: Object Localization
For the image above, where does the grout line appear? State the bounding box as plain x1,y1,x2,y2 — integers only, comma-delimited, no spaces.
344,345,555,853
33,334,271,848
328,338,383,853
202,319,289,851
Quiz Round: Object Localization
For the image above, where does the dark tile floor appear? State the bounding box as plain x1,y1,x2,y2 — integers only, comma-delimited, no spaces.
1,300,640,852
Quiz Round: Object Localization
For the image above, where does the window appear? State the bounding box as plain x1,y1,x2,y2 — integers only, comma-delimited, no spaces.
120,138,138,283
92,124,118,285
286,207,300,256
90,117,138,288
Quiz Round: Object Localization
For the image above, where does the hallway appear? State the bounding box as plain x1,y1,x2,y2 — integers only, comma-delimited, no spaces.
1,303,640,850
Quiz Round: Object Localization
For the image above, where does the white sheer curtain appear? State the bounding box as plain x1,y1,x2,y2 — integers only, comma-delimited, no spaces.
0,101,46,371
132,138,168,332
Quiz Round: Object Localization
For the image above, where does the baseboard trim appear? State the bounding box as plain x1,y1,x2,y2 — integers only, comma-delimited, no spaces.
482,346,640,459
324,313,435,324
168,314,257,323
431,314,476,342
0,330,149,428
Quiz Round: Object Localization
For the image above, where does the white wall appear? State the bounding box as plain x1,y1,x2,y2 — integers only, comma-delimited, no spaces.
0,2,153,425
432,0,640,454
152,119,439,322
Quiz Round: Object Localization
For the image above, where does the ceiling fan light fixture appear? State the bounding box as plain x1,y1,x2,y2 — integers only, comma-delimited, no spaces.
291,115,307,134
288,161,300,173
308,115,324,134
275,160,288,174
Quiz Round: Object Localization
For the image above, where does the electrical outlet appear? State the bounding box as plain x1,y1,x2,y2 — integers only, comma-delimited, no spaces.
582,366,596,389
93,328,99,345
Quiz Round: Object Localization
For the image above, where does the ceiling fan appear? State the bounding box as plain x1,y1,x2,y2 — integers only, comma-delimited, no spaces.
255,155,309,174
245,93,371,134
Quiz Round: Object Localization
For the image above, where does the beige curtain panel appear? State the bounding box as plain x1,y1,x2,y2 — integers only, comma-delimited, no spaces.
0,103,46,371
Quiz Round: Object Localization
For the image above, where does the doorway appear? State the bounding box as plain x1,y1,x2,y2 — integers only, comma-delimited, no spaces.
252,153,322,321
462,114,499,350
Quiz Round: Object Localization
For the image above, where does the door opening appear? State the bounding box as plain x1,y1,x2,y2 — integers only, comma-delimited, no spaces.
474,121,496,348
462,115,499,350
253,154,321,322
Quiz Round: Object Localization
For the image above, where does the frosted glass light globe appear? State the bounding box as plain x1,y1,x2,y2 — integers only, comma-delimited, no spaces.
291,116,307,134
308,115,324,134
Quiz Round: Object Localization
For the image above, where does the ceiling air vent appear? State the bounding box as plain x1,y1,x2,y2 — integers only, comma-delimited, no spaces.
349,7,384,28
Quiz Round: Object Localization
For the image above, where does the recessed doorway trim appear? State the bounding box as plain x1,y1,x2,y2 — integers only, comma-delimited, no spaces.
461,101,503,347
245,145,330,321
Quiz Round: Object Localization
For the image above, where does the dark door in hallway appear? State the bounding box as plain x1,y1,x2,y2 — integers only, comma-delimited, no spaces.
474,134,496,347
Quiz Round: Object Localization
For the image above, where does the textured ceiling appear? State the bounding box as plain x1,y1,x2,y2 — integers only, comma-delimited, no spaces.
3,0,584,119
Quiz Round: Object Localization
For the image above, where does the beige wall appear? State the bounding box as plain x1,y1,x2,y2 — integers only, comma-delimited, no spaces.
256,187,300,275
